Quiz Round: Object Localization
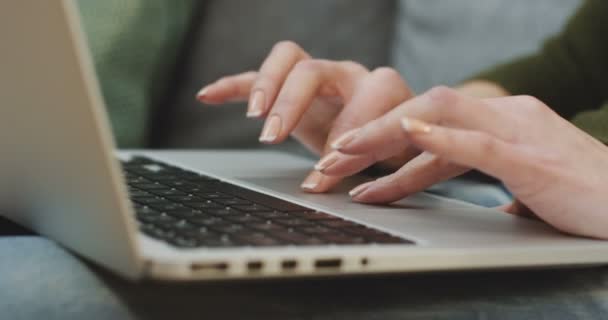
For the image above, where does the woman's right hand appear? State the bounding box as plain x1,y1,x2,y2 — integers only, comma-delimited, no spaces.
197,41,418,193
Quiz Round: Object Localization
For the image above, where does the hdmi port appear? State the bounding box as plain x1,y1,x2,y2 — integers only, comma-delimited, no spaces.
315,258,342,269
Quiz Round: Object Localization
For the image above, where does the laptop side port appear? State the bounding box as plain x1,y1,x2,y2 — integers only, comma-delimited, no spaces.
190,262,229,272
281,260,298,271
314,258,342,270
247,261,264,272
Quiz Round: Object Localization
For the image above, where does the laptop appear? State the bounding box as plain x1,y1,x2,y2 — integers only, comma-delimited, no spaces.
1,0,607,281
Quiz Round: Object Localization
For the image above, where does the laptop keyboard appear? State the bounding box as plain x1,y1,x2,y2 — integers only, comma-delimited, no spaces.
121,156,413,248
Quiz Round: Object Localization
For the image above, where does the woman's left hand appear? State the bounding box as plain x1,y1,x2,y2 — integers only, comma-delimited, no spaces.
322,86,608,239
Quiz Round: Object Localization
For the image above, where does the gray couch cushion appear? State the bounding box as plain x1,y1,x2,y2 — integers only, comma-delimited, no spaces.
159,0,396,155
391,0,582,93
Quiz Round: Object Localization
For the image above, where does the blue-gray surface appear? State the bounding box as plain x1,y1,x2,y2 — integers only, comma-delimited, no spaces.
2,233,608,320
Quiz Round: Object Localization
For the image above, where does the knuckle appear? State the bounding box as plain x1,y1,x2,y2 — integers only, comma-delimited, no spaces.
426,86,458,105
517,95,549,113
338,60,368,73
476,133,498,154
272,40,302,53
371,67,402,82
252,74,280,92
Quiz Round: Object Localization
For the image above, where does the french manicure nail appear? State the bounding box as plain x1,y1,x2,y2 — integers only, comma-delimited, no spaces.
331,129,360,150
314,152,340,171
247,90,265,118
301,171,324,190
349,181,374,198
196,86,209,100
401,117,432,134
259,115,282,143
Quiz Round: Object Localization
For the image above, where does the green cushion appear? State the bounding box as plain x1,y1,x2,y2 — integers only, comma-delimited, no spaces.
77,0,196,147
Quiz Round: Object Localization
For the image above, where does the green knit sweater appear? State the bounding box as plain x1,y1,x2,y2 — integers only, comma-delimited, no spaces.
477,0,608,142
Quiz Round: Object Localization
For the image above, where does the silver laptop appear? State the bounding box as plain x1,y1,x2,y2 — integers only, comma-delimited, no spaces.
1,0,607,281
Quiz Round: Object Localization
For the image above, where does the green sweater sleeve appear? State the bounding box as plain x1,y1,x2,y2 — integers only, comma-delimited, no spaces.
476,0,608,120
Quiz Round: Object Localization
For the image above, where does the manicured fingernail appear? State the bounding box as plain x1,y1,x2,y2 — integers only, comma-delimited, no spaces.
401,117,432,134
349,181,374,198
259,115,282,143
314,152,340,171
196,86,209,100
331,129,360,150
301,171,324,190
247,90,265,118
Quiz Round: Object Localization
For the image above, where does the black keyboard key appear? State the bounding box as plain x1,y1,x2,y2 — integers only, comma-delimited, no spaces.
215,184,309,212
131,183,168,190
197,235,236,247
168,236,199,248
166,195,204,203
225,214,264,224
212,224,246,234
251,211,290,219
214,198,252,206
187,216,228,227
194,192,232,200
320,233,366,245
231,204,273,212
128,189,153,197
272,230,318,245
135,206,161,216
140,224,176,240
181,227,219,239
291,211,338,220
250,222,289,233
133,197,172,206
342,226,388,237
151,215,180,228
184,201,223,210
166,209,203,219
148,203,188,212
273,218,315,228
300,225,334,235
163,181,198,189
149,189,188,197
320,219,359,229
203,208,242,217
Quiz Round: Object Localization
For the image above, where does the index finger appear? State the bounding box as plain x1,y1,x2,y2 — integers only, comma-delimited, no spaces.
331,86,504,159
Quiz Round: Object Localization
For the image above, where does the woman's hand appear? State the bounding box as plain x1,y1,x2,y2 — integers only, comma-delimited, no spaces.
324,86,608,239
197,41,415,192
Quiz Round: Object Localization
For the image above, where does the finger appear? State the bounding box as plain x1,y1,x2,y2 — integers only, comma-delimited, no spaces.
300,170,343,194
398,117,524,181
497,200,540,220
350,153,469,204
259,60,367,144
196,72,257,105
306,67,418,191
305,68,415,192
332,86,506,161
248,41,311,118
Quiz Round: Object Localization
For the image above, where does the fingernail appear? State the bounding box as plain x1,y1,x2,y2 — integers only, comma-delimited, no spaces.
331,129,360,150
259,115,282,143
196,86,209,100
349,181,374,198
314,152,340,171
247,90,265,118
301,171,324,190
401,117,432,134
